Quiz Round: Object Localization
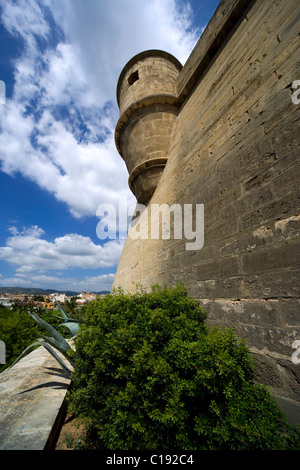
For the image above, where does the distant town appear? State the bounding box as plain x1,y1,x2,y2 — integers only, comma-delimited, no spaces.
0,287,109,310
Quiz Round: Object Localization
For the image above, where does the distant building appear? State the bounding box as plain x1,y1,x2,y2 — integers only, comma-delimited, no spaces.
78,292,97,302
0,298,13,308
50,293,66,304
42,302,55,310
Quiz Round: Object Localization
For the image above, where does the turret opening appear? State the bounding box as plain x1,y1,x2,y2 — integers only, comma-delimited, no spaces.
128,70,139,86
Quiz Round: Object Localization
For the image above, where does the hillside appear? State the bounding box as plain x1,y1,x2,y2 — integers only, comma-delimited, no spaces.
0,286,109,296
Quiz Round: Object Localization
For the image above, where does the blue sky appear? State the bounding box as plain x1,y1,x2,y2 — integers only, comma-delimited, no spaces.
0,0,220,292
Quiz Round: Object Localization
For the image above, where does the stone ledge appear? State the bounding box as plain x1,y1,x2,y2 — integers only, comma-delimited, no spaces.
0,346,72,450
176,0,255,103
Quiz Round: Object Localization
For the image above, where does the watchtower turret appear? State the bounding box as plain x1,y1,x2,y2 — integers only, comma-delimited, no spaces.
115,50,182,205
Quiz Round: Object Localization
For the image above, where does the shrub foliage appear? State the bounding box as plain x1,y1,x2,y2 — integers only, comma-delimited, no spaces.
69,284,299,450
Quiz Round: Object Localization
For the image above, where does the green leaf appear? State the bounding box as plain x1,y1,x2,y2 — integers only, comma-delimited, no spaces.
29,312,70,349
8,338,74,375
8,341,42,369
54,298,69,320
58,320,80,337
39,335,76,368
39,334,70,355
38,340,73,375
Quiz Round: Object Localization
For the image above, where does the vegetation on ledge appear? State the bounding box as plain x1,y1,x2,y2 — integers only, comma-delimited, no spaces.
67,283,300,450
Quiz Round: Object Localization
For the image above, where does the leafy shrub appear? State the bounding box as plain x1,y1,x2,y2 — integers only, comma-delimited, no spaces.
69,284,298,450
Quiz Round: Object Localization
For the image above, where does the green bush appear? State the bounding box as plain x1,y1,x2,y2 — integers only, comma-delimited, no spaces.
69,284,299,450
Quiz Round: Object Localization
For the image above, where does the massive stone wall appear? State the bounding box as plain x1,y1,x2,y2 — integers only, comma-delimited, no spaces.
113,0,300,422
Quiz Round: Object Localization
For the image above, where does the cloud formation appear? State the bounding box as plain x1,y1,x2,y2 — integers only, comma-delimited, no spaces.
0,0,202,290
0,0,197,217
0,225,124,270
0,225,123,290
0,0,200,218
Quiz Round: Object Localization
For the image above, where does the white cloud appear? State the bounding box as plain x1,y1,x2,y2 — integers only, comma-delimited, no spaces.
0,223,126,291
0,225,124,272
0,0,50,48
0,0,203,290
44,0,199,103
0,102,133,218
38,42,100,111
65,273,115,292
0,0,200,219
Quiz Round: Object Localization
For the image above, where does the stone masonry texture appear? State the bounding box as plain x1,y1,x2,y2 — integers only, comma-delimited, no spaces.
113,0,300,423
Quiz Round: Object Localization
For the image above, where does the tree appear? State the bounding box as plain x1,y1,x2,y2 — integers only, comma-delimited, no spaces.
68,284,299,450
32,295,44,302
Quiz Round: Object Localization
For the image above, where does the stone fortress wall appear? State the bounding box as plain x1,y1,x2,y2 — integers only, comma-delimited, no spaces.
113,0,300,423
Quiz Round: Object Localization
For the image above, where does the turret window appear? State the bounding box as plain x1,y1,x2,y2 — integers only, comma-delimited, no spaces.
128,70,139,86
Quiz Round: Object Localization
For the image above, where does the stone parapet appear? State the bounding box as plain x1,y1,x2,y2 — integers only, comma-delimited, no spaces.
0,347,71,450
